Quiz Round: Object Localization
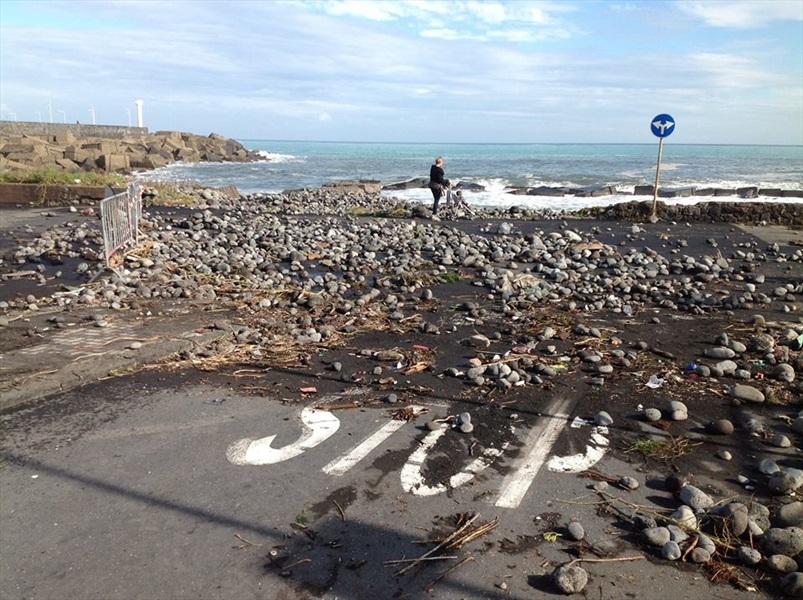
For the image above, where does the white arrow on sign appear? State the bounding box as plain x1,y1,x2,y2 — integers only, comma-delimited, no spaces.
226,406,341,465
652,118,674,135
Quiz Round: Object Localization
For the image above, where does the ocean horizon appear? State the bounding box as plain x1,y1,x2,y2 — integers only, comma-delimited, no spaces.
137,140,803,211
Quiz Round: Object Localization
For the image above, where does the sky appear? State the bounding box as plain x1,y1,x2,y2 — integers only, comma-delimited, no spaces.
0,0,801,144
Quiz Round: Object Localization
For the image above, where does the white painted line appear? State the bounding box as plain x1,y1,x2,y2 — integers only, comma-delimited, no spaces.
547,444,606,473
401,428,509,496
401,428,448,496
495,397,572,508
226,407,341,466
323,418,410,476
449,444,507,488
547,425,609,473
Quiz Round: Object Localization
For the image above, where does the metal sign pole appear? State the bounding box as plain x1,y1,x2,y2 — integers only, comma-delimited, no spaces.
652,136,664,219
648,113,675,222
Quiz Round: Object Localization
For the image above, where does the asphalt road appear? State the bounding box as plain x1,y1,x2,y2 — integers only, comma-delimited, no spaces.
1,367,761,600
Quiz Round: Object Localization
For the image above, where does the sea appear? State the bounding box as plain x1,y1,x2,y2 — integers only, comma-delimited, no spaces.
136,141,803,211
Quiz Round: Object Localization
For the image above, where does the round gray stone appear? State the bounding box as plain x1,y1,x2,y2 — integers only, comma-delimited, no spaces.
689,548,711,563
768,554,799,573
642,526,671,547
775,364,796,383
553,565,588,594
667,524,689,544
720,503,749,536
760,459,781,475
567,521,585,541
762,527,803,557
594,411,613,426
775,502,803,528
670,505,697,529
716,359,738,374
661,540,682,561
749,502,772,531
706,419,734,435
770,472,800,496
697,533,716,555
786,469,803,490
705,346,736,359
737,546,762,565
730,384,765,403
619,476,639,490
773,434,792,448
644,408,662,422
679,485,714,511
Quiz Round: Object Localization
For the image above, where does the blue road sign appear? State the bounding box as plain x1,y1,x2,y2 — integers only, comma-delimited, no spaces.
651,114,675,138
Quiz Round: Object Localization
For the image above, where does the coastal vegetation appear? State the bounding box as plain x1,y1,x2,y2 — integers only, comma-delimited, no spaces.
0,168,127,187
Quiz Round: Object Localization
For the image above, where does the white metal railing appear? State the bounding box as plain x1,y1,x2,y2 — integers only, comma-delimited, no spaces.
100,181,142,270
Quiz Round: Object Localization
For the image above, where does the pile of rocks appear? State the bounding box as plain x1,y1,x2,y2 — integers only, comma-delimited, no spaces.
3,188,802,325
634,485,803,597
0,130,258,174
597,200,803,227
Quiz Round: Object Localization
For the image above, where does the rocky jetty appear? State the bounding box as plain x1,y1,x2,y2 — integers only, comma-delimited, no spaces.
0,129,259,174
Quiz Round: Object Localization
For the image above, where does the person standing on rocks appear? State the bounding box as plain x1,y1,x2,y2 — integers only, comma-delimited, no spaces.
429,156,449,216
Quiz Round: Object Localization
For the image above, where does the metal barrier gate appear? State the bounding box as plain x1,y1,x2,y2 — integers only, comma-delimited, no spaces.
100,182,142,270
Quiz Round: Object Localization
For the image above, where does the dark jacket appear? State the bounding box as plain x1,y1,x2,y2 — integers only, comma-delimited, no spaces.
429,164,446,188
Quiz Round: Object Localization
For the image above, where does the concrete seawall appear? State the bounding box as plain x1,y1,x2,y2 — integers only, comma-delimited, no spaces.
0,183,121,206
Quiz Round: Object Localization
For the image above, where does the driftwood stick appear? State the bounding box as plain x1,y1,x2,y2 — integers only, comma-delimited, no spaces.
333,499,346,521
565,556,645,568
384,555,458,565
425,554,475,592
282,558,312,570
396,514,480,575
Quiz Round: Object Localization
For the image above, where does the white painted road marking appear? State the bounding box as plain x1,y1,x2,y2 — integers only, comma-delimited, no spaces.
226,396,585,505
547,425,609,473
226,406,341,465
400,428,508,496
322,408,422,476
494,397,572,508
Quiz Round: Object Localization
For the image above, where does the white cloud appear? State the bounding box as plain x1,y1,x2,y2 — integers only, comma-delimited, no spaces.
676,0,803,28
420,27,470,40
465,1,507,25
322,0,407,21
685,52,779,88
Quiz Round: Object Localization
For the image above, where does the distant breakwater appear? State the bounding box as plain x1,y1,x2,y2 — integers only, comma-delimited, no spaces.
0,122,260,174
382,177,803,200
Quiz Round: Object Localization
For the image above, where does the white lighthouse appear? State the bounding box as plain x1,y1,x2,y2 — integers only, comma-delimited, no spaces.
134,99,143,128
